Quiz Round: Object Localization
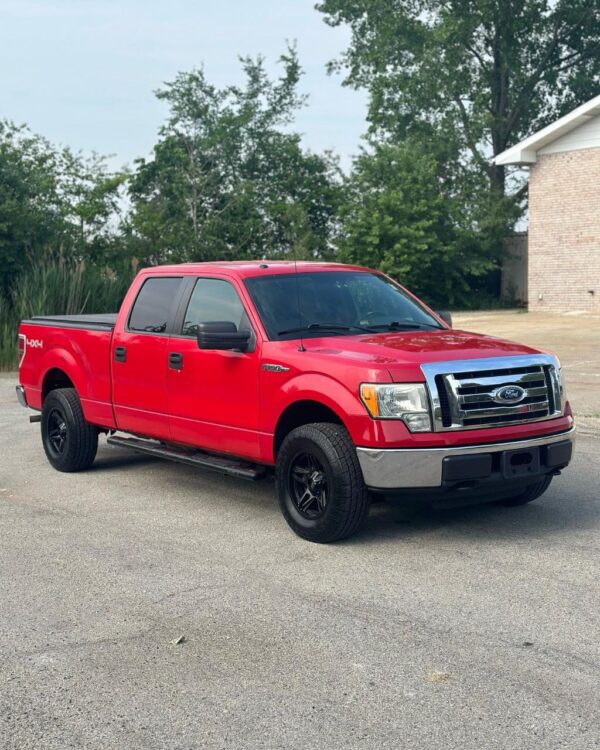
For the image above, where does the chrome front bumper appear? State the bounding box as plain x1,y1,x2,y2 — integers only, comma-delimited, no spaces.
356,428,576,489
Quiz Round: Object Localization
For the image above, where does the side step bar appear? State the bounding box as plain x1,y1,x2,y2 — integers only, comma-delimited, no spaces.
107,435,267,481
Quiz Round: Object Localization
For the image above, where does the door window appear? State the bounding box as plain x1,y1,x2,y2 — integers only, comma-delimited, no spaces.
181,278,250,337
128,277,182,334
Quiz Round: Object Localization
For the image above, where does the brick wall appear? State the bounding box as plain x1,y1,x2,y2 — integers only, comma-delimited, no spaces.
528,147,600,312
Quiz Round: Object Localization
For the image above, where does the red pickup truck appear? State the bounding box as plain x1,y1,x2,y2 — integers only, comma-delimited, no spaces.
16,261,574,542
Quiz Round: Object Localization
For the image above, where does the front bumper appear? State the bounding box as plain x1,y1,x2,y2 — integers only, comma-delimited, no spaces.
356,427,575,489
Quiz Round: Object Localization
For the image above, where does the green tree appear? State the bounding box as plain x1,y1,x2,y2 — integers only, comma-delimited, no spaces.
0,122,63,294
339,142,495,306
128,48,342,263
58,148,128,265
0,121,126,294
318,0,600,233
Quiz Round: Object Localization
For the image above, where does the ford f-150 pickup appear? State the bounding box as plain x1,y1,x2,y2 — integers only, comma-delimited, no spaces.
16,261,574,542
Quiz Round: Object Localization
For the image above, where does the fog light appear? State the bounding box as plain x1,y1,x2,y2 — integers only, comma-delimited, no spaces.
403,413,432,432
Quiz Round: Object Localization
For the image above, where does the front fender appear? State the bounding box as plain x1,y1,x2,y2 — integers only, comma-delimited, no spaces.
277,373,360,422
264,372,382,455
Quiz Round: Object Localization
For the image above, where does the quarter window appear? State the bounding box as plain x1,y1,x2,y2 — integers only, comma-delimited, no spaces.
181,278,250,337
128,277,182,333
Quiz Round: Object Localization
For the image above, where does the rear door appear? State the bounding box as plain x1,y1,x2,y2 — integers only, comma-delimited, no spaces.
112,275,184,440
167,276,262,460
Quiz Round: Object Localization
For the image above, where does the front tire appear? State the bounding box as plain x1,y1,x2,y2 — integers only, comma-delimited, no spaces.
276,423,370,543
41,388,98,472
494,475,553,507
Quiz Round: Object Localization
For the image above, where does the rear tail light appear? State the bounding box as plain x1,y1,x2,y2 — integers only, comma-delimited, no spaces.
18,334,26,368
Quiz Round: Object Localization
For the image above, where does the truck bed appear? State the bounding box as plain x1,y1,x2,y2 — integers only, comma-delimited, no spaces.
24,313,118,331
19,314,116,424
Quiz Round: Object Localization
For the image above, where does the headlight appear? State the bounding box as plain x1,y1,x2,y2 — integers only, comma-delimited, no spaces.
360,383,432,432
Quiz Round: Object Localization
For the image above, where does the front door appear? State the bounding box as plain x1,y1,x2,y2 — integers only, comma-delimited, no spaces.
112,275,183,440
167,276,261,461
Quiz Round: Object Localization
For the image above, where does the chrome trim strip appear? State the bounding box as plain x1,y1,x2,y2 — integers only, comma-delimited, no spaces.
459,385,547,404
456,370,544,389
459,400,550,419
420,354,563,432
356,427,575,489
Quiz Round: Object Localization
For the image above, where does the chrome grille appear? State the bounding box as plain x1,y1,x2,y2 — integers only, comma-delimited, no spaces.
421,355,564,432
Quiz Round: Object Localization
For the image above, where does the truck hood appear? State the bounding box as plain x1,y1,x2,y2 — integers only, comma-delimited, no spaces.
303,329,543,377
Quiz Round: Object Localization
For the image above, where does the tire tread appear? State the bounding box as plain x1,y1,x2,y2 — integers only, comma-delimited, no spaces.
42,388,98,472
495,475,553,506
276,422,370,543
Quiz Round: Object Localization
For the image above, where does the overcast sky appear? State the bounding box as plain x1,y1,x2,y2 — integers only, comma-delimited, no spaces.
0,0,368,170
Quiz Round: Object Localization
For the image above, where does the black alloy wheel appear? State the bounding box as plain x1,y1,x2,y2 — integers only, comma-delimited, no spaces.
41,388,98,472
276,422,370,543
288,451,329,519
46,408,68,458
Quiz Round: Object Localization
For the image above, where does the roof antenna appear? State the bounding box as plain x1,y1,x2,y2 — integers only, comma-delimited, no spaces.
293,243,305,352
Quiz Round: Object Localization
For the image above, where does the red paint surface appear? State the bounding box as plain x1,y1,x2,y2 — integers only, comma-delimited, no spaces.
18,262,574,464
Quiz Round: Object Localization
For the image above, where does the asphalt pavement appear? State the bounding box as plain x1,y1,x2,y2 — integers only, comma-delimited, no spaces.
1,373,599,749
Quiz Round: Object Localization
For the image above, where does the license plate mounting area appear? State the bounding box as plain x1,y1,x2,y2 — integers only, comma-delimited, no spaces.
502,447,541,479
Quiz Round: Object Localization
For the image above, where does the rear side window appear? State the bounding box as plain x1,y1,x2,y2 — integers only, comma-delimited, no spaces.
181,278,249,337
128,277,182,333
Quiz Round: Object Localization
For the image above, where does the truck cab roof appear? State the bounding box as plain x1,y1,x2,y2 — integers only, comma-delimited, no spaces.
140,260,370,279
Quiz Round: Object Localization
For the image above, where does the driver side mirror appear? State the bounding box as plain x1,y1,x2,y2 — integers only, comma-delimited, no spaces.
436,310,453,327
196,321,251,352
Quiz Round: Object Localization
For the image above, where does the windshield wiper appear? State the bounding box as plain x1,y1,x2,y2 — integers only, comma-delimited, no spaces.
369,321,443,331
277,323,376,336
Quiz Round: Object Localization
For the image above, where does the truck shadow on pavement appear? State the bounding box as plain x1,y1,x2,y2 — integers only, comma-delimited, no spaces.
91,451,160,472
354,487,599,545
89,444,598,545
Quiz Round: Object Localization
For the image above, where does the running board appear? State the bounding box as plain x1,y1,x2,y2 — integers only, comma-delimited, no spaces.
106,435,267,481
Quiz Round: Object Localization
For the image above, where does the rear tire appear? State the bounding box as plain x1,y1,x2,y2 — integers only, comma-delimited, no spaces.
494,475,553,507
276,423,370,543
41,388,98,472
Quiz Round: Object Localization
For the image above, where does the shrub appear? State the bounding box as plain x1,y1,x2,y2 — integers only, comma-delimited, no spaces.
0,257,132,371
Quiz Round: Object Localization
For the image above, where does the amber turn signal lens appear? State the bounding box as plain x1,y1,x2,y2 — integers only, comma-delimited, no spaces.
359,384,380,418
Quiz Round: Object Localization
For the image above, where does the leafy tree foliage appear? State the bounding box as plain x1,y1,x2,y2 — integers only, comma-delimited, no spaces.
128,48,342,264
0,122,62,295
0,121,126,294
318,0,600,235
3,3,600,331
339,142,496,306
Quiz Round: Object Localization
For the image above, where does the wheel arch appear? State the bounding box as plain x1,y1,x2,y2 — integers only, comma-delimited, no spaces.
42,367,76,402
273,399,344,458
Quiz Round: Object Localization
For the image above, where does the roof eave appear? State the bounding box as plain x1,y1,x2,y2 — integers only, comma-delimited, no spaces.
491,93,600,166
494,148,537,166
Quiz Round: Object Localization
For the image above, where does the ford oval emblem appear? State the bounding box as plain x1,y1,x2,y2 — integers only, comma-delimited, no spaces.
493,385,526,404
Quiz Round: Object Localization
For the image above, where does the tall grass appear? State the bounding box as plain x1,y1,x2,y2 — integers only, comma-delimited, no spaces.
0,259,133,371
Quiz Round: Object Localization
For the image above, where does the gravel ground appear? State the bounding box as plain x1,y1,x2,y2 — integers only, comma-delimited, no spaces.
0,367,598,750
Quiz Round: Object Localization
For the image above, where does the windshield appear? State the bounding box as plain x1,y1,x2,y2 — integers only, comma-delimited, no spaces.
244,271,443,341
